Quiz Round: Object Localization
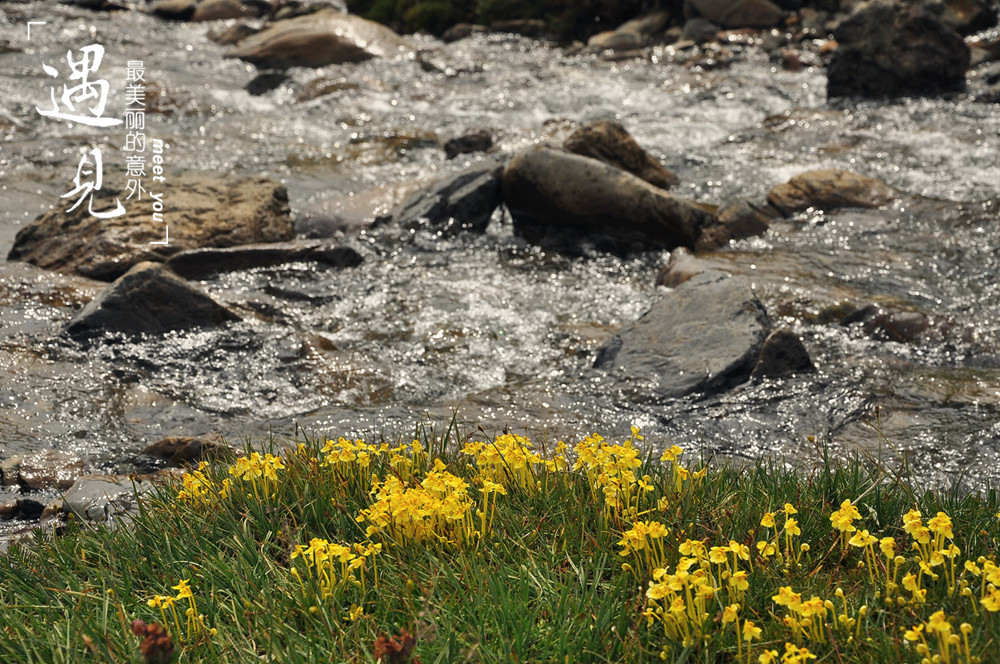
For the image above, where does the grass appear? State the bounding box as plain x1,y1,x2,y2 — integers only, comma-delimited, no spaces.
1,422,999,664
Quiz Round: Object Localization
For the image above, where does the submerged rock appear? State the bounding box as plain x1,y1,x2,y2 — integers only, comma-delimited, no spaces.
563,121,679,190
444,130,493,160
65,262,239,339
767,169,896,216
17,450,85,491
595,272,772,398
502,146,714,250
386,160,504,234
655,247,725,288
7,176,293,281
750,328,816,380
695,198,775,249
226,9,412,69
827,0,970,98
165,241,363,278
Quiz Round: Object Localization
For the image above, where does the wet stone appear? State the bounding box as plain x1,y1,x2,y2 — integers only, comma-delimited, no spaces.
751,328,816,380
502,146,714,251
595,272,772,398
141,435,236,465
563,120,678,190
62,475,156,524
18,450,85,491
65,262,240,339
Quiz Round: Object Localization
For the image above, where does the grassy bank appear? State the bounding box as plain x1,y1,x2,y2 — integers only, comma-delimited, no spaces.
2,425,999,663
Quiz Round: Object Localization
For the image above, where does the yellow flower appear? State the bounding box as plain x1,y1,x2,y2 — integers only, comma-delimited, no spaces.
848,529,876,548
172,579,193,600
758,650,779,664
783,503,798,515
722,603,739,624
761,512,776,528
927,512,954,540
742,620,762,642
926,611,952,635
903,623,924,642
982,587,1000,612
784,518,801,536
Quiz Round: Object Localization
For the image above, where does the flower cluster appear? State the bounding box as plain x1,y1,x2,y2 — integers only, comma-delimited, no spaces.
229,452,285,499
290,538,380,598
357,459,480,548
147,579,214,643
461,433,567,492
176,462,231,505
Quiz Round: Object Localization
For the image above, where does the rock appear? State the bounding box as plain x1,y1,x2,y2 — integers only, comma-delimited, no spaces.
386,161,504,234
827,0,970,98
65,262,239,339
563,121,679,190
656,247,723,288
502,146,714,250
925,0,997,34
444,130,493,160
839,302,881,326
246,71,289,95
141,436,236,464
18,450,85,491
62,475,156,523
8,176,293,281
587,31,645,51
208,21,261,46
442,23,487,42
862,310,932,343
226,9,412,69
682,18,721,43
150,0,198,20
751,328,816,380
192,0,257,21
295,181,422,237
165,241,363,278
488,19,549,38
616,11,671,36
695,198,774,250
595,272,772,398
0,456,22,486
14,499,45,521
766,169,896,216
685,0,784,29
0,500,16,520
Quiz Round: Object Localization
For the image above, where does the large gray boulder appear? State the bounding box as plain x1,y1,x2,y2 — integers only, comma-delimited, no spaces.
501,146,715,250
827,0,970,98
8,176,293,281
595,272,772,398
65,262,239,339
226,9,412,69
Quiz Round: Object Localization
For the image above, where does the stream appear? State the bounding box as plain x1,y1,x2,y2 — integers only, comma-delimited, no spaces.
1,1,1000,535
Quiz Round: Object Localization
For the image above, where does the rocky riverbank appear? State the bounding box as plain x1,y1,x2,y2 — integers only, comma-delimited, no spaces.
1,0,999,544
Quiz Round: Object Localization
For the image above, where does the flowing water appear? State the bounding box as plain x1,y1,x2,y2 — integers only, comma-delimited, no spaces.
2,1,1000,527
